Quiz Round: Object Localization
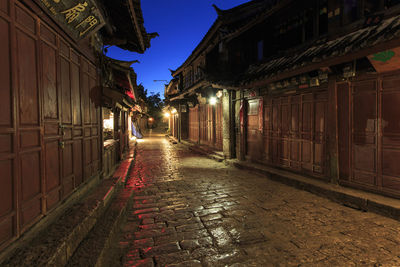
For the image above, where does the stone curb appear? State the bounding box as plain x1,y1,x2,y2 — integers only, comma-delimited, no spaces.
2,142,137,267
67,144,138,267
232,161,400,221
170,135,400,222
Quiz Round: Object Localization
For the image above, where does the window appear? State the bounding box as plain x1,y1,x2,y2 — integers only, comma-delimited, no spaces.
319,0,328,35
257,40,264,61
386,0,400,8
343,0,358,25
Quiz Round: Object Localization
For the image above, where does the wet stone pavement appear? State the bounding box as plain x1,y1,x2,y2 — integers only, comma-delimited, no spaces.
109,135,400,266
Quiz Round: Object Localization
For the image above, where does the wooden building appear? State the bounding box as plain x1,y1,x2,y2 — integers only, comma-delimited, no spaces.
0,0,154,254
102,57,140,177
165,0,400,198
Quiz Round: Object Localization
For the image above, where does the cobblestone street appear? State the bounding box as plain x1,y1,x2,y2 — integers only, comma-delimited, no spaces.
110,135,400,266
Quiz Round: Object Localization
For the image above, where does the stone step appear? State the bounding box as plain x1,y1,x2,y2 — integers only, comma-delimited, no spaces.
66,177,137,267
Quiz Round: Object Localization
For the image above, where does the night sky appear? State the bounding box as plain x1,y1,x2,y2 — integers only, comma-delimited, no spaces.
105,0,251,98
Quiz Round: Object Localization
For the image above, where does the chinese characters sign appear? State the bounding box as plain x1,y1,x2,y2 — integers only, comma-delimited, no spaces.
36,0,105,40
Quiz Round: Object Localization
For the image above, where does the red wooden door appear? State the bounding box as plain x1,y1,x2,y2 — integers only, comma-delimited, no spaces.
42,24,62,211
337,83,351,181
215,103,223,150
381,75,400,192
207,105,214,145
15,1,44,233
339,76,400,195
351,80,378,186
199,104,207,144
263,91,327,176
290,95,301,169
189,106,199,143
247,99,263,160
0,0,102,250
0,0,16,247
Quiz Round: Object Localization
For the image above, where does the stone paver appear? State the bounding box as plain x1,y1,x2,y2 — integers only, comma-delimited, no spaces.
112,135,400,266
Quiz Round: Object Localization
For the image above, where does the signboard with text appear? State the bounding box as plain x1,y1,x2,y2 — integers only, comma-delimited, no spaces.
35,0,105,40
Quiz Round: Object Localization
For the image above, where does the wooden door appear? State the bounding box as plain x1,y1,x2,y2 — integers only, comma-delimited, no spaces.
263,91,327,176
189,106,199,143
199,104,207,144
339,75,400,195
15,1,44,233
215,103,223,150
0,0,16,247
247,98,263,160
41,24,62,211
381,75,400,191
0,0,102,250
337,83,351,181
207,105,214,145
351,80,378,186
289,95,301,169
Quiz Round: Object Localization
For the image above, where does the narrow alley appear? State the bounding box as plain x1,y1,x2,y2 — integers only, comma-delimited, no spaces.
107,135,400,266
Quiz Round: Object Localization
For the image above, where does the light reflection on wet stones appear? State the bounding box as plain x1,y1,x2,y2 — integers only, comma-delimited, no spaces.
110,135,400,266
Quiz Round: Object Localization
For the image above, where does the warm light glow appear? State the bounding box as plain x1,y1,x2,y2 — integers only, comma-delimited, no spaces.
171,108,177,114
130,136,137,141
103,113,114,130
209,97,217,105
164,112,171,118
148,117,154,121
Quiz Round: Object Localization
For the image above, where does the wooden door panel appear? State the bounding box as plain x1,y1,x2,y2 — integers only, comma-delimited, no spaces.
82,70,90,125
60,57,72,125
42,43,58,120
45,141,60,192
17,30,39,126
0,134,12,154
0,159,13,218
84,139,91,179
352,82,377,185
20,130,40,148
0,1,9,14
0,17,12,126
215,103,223,150
73,140,83,186
63,142,74,195
20,198,41,228
381,90,400,190
89,75,97,124
45,140,60,209
20,152,41,202
71,63,81,126
338,83,351,180
20,151,42,227
91,138,99,174
280,140,289,165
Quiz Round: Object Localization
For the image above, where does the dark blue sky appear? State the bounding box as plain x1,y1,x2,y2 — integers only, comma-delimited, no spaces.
106,0,251,98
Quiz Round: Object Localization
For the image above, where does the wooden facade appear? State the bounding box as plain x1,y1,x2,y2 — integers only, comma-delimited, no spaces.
186,103,223,151
0,0,101,249
0,0,153,254
245,89,328,177
338,72,400,197
166,0,400,199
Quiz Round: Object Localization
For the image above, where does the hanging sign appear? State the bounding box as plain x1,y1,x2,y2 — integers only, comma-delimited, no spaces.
35,0,105,40
368,47,400,73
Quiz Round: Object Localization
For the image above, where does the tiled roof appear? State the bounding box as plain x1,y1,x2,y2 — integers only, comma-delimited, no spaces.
172,0,282,76
241,15,400,84
102,0,157,53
